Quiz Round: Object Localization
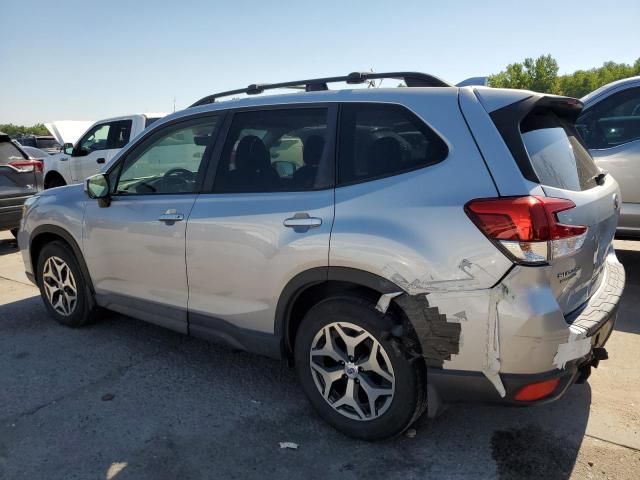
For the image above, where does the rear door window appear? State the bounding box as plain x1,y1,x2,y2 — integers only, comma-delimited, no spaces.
213,108,331,193
337,103,448,185
521,109,600,191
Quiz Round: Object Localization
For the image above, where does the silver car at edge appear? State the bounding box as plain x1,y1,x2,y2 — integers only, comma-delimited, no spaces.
578,75,640,236
18,72,625,440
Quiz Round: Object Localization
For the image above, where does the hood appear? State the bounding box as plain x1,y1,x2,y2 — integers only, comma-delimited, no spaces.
45,120,94,146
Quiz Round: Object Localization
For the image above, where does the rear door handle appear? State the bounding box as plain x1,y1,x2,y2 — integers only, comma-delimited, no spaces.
283,213,322,231
96,158,106,164
158,209,184,223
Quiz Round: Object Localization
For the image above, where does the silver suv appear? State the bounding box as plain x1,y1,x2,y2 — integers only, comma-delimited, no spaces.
18,72,625,440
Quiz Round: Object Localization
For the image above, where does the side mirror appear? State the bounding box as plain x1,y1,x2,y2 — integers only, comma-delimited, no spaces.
85,173,111,207
63,143,74,155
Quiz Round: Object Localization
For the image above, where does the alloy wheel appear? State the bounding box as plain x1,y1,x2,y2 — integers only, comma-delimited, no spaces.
309,321,395,421
42,256,78,316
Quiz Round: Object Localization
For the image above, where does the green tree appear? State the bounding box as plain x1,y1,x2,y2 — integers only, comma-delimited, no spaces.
488,54,559,93
488,54,640,98
0,123,50,137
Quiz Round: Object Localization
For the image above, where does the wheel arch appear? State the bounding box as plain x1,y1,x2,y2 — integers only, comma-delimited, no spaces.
30,225,94,293
44,170,67,189
275,267,416,361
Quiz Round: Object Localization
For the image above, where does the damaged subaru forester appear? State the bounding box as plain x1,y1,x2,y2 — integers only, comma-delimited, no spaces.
18,72,624,440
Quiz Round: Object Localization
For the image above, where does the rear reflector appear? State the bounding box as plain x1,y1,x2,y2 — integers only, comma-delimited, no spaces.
464,196,587,264
514,378,561,402
8,159,43,173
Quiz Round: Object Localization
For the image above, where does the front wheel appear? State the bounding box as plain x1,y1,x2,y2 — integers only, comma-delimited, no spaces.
37,241,97,327
294,296,426,440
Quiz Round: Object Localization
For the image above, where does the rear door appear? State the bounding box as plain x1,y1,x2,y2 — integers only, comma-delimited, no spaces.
185,106,336,340
490,98,620,314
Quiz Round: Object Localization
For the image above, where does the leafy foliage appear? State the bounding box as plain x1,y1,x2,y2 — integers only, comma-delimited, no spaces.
488,55,640,98
0,123,50,137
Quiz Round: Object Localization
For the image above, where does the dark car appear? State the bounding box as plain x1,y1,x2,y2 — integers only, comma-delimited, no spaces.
17,135,61,154
0,132,43,237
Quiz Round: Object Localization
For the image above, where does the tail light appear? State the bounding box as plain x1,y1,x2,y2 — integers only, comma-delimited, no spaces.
8,159,43,173
464,196,587,264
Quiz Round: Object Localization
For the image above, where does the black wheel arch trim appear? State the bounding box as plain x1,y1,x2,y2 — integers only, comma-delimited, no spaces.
275,266,409,355
30,225,95,293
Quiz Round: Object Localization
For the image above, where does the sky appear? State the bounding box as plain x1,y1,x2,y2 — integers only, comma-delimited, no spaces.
1,0,638,125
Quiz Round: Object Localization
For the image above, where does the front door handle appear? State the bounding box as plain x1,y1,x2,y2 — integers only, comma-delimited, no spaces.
283,213,322,232
97,157,106,164
158,209,184,223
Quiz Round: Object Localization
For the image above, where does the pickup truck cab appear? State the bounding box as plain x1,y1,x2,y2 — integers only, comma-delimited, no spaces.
43,113,165,188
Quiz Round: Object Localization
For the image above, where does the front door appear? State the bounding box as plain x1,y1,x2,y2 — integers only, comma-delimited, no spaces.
186,106,336,342
83,115,222,332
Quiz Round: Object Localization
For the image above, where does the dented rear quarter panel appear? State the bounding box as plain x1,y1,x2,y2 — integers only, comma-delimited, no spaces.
330,91,514,373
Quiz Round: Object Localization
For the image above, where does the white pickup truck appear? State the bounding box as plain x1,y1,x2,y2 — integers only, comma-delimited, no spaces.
43,113,165,188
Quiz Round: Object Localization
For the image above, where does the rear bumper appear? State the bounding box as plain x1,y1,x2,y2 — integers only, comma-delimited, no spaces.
427,249,623,408
428,306,616,406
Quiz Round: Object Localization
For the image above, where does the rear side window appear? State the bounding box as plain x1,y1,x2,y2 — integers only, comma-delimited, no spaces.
521,109,599,191
337,103,448,185
0,141,26,164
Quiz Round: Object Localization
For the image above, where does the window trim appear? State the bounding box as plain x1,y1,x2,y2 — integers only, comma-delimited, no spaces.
107,112,225,197
334,101,450,188
201,103,338,194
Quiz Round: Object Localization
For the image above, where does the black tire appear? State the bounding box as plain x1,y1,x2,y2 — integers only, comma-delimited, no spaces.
37,241,97,327
294,296,426,440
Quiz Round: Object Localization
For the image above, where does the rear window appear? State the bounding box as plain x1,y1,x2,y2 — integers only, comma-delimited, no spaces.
0,141,26,165
35,138,60,149
521,109,599,191
337,103,448,185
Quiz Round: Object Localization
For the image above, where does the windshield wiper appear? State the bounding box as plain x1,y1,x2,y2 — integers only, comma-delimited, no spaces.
593,170,608,185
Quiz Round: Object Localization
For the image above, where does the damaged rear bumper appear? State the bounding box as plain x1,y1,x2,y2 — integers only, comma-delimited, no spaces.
426,273,619,408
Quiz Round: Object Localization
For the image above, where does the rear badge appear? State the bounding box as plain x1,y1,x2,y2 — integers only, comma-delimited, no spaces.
557,266,581,284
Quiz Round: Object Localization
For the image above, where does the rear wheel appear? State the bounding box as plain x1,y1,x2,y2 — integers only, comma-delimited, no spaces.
37,241,97,327
294,296,425,440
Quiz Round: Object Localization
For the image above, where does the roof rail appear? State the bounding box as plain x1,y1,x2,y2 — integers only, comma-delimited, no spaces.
189,71,451,107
